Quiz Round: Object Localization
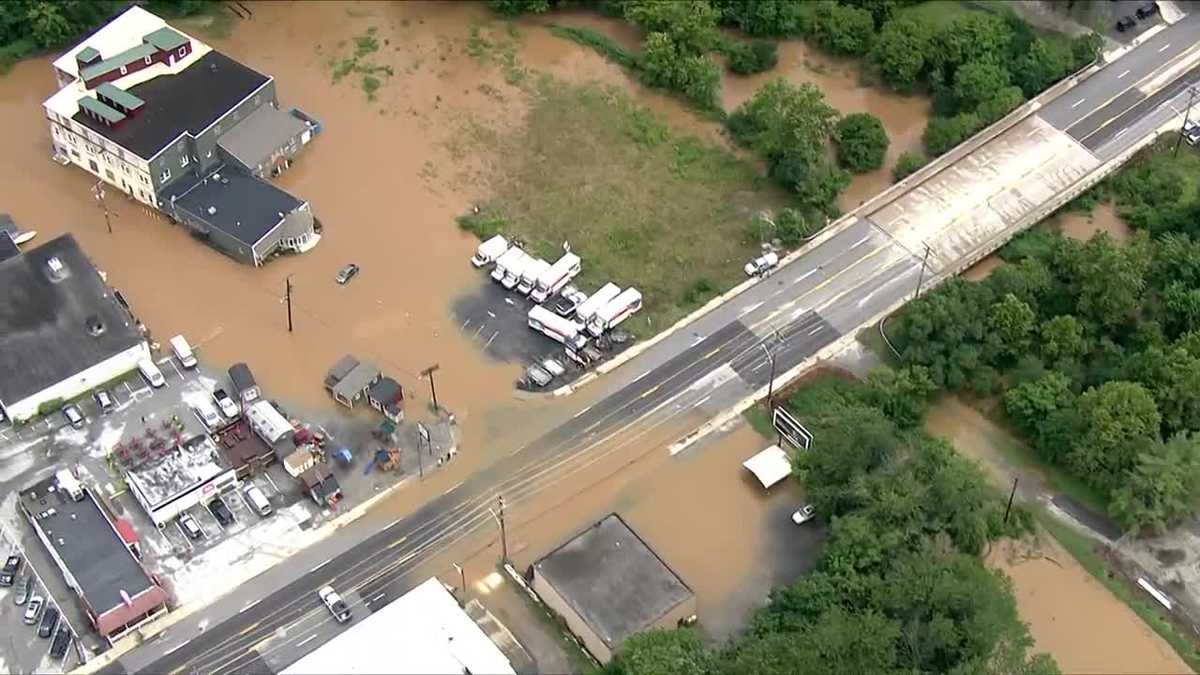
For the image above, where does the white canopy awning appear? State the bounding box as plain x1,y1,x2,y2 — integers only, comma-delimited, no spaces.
743,445,792,489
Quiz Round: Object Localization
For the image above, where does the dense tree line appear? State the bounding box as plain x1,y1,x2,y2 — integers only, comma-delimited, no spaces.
891,148,1200,533
601,376,1056,675
1,0,211,64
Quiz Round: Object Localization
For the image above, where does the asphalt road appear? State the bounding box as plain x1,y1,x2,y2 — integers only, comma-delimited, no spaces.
106,14,1200,675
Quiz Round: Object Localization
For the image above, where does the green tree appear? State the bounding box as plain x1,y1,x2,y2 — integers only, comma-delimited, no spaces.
866,365,936,428
923,112,982,156
1073,233,1149,329
953,59,1011,111
929,12,1013,79
870,16,932,92
726,39,778,75
714,0,810,37
769,157,850,216
725,609,902,674
811,1,876,56
892,151,925,181
25,1,73,48
1110,433,1200,533
1069,381,1162,491
1003,372,1075,441
976,86,1026,124
1039,315,1087,363
986,293,1036,364
727,78,840,163
835,112,890,173
639,33,722,109
486,0,551,16
625,0,720,53
1013,37,1073,98
610,628,714,675
1070,32,1103,70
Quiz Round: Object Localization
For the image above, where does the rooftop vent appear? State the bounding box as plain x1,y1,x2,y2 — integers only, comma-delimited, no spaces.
207,206,217,216
85,315,106,337
46,256,68,282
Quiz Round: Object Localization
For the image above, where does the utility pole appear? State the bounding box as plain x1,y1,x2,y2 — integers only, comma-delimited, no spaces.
92,181,113,234
1174,85,1199,157
914,242,932,300
452,562,466,605
285,275,294,333
1004,476,1019,524
760,343,777,408
494,495,508,564
421,364,441,413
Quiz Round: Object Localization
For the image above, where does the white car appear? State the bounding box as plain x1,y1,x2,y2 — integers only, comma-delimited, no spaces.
744,251,780,277
318,585,351,623
211,389,239,419
191,402,221,431
791,504,816,525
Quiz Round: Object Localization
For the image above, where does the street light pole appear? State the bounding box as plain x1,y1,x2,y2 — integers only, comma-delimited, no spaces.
1174,85,1199,157
452,562,466,605
92,181,113,234
421,364,441,413
760,342,776,408
285,275,294,333
489,495,509,564
914,242,932,300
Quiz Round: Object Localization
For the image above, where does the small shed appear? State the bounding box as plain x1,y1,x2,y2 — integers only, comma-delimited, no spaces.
743,445,792,489
300,463,342,507
367,376,404,423
229,362,260,404
324,354,380,408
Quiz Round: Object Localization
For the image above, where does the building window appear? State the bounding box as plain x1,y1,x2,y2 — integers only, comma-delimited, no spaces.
180,154,189,167
120,65,127,75
106,169,115,181
178,46,186,57
144,56,151,65
161,168,171,182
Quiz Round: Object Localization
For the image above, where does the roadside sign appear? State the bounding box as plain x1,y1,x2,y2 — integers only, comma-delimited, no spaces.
417,422,430,446
772,407,812,449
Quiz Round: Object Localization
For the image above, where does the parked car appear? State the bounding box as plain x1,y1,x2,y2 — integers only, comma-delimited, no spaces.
1136,2,1159,19
208,498,235,527
178,513,203,540
38,605,60,638
1,554,21,586
62,404,85,429
23,595,44,624
211,388,239,418
550,285,588,317
524,364,553,388
791,504,816,525
191,401,222,431
1116,15,1136,31
50,626,72,660
137,358,166,388
93,389,115,414
318,585,352,623
14,576,32,605
336,263,359,285
744,251,780,277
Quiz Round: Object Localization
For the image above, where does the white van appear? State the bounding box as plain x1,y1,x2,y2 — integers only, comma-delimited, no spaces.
471,235,509,267
138,359,166,388
243,485,273,517
191,400,222,431
169,335,197,369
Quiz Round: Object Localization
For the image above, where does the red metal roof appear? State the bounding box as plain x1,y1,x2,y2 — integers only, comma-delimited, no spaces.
114,518,139,545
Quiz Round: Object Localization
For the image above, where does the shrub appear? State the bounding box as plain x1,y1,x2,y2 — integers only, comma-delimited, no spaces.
892,151,925,182
457,209,506,240
486,0,551,16
639,32,722,109
548,25,636,69
810,1,876,56
835,112,889,173
726,39,778,75
38,398,64,416
923,112,982,157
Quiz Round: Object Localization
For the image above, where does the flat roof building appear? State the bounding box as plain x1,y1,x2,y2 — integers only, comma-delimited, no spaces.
282,578,515,675
0,234,148,422
530,514,696,663
19,473,169,642
125,435,239,527
43,6,320,265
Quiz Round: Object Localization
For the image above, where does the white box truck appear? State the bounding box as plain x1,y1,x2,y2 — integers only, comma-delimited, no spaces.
529,252,582,303
491,246,525,283
528,305,588,351
517,258,551,295
574,283,621,325
471,235,509,267
501,251,532,290
587,288,643,337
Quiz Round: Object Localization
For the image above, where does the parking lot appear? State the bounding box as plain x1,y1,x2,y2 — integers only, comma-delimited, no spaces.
452,279,633,392
0,525,82,675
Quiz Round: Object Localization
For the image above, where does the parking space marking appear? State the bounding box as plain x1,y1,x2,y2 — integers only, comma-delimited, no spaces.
263,472,281,496
484,330,499,349
473,323,485,339
367,592,386,605
174,521,195,551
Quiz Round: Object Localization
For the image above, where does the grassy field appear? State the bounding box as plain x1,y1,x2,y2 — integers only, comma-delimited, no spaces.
462,78,788,338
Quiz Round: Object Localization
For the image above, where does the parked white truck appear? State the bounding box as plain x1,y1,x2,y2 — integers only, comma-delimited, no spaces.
501,251,533,290
586,288,643,337
528,305,588,351
517,258,551,295
491,246,525,283
471,235,509,267
574,283,621,325
529,252,582,303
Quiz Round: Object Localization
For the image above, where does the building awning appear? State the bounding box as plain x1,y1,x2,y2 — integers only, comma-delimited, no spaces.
743,445,792,489
114,518,139,545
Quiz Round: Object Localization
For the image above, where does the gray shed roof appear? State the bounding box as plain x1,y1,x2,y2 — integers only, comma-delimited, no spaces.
332,362,380,400
324,354,359,389
216,104,308,172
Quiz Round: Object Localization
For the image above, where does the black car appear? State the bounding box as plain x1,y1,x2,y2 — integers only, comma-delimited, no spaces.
0,554,21,586
208,498,235,527
1136,2,1159,19
49,626,72,660
38,605,59,638
1116,15,1136,32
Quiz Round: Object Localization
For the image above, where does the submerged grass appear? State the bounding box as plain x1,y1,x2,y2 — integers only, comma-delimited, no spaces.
467,79,787,338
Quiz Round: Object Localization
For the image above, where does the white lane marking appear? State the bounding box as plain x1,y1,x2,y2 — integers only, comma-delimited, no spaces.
309,558,333,573
693,395,711,407
368,592,386,604
1071,98,1086,109
1114,128,1128,140
851,235,870,248
386,517,404,529
792,268,819,285
241,598,262,613
808,326,824,336
163,641,190,656
297,634,318,648
572,404,594,418
1117,69,1130,79
442,481,464,496
1159,43,1171,53
751,361,768,372
631,370,652,383
738,301,764,317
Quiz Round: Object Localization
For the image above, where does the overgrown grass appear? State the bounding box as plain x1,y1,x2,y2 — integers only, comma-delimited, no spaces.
465,79,788,338
501,565,599,674
547,24,637,69
1034,509,1200,673
325,27,393,100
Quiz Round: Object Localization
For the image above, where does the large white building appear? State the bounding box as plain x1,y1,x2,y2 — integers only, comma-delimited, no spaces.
0,234,147,422
282,578,516,675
